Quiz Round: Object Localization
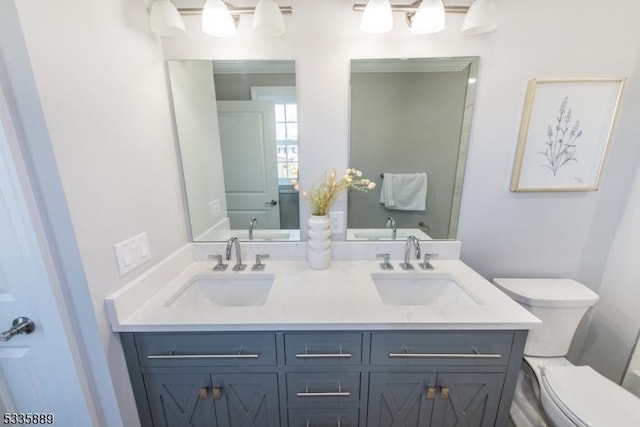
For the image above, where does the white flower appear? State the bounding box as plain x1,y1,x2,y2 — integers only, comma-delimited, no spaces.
355,170,363,177
367,182,376,190
344,174,352,182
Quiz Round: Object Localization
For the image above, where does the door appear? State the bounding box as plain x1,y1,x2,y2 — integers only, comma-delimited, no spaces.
0,74,95,422
368,372,438,427
431,373,504,427
217,101,280,229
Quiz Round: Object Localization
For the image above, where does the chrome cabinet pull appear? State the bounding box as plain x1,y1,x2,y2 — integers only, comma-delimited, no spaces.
148,353,259,359
296,345,351,359
295,353,352,359
388,352,500,359
297,384,350,398
389,346,501,359
297,391,351,397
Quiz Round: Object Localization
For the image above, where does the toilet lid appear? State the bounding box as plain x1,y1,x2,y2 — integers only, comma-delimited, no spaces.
541,365,640,426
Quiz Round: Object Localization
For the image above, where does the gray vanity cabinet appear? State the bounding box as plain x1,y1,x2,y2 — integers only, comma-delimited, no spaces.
121,330,526,427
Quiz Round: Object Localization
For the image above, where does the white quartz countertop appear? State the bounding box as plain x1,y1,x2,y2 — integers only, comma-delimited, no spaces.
106,253,541,332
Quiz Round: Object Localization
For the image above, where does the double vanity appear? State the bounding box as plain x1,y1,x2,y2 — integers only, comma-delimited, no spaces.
107,240,539,427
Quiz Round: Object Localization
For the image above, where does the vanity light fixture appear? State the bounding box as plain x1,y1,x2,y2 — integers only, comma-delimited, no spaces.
149,0,186,37
461,0,497,35
152,1,292,38
202,0,237,37
253,0,287,37
360,0,394,34
354,0,497,35
410,0,445,35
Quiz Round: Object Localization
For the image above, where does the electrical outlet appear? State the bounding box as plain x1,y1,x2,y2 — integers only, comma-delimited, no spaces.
209,199,222,220
329,211,344,233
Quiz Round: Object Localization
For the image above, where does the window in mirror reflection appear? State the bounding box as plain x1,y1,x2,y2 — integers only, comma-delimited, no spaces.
251,86,299,184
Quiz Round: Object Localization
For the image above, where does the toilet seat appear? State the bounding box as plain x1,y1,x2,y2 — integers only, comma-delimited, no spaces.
540,364,640,427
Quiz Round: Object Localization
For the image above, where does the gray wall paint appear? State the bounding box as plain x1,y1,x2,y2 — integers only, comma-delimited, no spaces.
348,70,468,238
214,73,296,100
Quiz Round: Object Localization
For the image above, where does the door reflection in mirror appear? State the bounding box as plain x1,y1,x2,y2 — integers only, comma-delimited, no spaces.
168,60,300,242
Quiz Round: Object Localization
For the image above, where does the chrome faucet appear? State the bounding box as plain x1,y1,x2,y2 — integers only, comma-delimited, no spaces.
225,237,246,271
386,216,397,239
400,235,421,270
248,217,258,240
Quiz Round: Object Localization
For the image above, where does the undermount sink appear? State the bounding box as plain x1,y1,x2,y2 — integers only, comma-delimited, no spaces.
168,273,275,307
371,272,481,306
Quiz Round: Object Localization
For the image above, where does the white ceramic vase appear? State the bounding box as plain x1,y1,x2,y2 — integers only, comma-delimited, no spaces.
307,215,331,270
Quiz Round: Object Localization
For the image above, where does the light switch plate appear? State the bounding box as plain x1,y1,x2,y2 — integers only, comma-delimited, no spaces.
114,232,151,276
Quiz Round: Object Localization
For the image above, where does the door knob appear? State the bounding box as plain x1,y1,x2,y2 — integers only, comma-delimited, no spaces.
264,199,277,206
1,317,35,342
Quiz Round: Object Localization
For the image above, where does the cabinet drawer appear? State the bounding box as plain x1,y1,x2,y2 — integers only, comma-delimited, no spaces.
287,372,361,405
284,333,363,366
370,331,513,366
289,408,359,427
135,332,277,367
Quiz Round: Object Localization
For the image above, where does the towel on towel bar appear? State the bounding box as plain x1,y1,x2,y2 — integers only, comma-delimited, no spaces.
379,173,427,211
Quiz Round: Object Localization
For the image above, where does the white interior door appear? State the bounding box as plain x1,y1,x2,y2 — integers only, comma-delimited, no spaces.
217,101,280,229
0,82,95,425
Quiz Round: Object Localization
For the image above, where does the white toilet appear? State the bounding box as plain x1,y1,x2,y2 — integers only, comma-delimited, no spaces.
493,278,640,427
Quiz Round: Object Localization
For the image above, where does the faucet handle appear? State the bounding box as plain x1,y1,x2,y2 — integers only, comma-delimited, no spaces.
376,253,393,270
419,253,438,270
252,254,270,271
208,254,228,271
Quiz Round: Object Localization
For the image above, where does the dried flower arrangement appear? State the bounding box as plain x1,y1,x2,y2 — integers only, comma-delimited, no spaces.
292,168,376,216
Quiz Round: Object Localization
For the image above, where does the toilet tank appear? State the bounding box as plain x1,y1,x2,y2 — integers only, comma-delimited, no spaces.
493,278,599,357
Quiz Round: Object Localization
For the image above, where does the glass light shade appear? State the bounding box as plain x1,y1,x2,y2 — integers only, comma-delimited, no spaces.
411,0,445,34
202,0,236,37
149,0,186,37
253,0,286,37
360,0,393,34
461,0,497,35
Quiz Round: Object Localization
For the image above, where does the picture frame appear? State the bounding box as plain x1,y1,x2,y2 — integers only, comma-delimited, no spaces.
511,78,625,192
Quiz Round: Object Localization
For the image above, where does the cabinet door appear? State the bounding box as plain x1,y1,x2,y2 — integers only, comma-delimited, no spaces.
211,373,280,427
144,373,215,427
367,372,437,427
431,373,504,427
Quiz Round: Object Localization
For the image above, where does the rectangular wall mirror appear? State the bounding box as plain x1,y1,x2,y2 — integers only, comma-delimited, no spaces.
347,57,479,241
168,60,300,242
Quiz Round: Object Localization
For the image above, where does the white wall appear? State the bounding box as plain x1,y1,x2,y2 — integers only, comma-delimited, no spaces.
8,0,640,423
576,155,640,382
14,0,189,424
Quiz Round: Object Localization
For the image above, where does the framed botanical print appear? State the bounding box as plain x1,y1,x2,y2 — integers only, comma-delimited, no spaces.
511,78,625,192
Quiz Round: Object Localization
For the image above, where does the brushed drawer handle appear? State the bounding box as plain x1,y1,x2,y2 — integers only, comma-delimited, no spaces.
388,352,501,359
297,391,351,397
147,353,259,359
295,353,352,359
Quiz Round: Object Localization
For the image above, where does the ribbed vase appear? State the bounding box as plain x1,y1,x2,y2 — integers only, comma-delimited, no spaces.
307,215,331,270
